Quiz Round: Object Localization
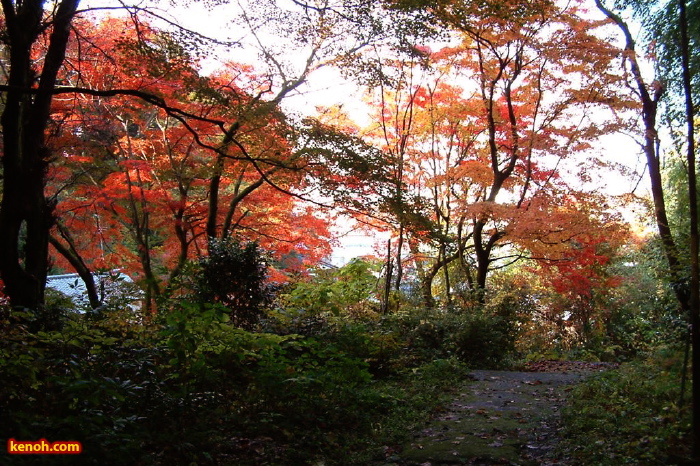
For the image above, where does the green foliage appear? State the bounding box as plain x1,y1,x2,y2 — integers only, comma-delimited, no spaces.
560,348,692,464
662,153,699,281
485,238,687,363
0,309,162,464
407,307,518,369
1,296,401,465
630,0,700,108
299,118,394,213
277,258,379,317
268,304,519,373
192,238,274,329
587,239,687,361
161,300,232,382
450,311,517,368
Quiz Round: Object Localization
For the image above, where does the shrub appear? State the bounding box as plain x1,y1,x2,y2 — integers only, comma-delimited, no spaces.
320,307,519,372
450,312,517,368
0,312,167,465
277,258,380,318
1,299,387,465
192,238,275,329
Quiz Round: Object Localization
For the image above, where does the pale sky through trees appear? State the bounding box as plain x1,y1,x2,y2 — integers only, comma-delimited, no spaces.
78,0,656,263
81,0,648,193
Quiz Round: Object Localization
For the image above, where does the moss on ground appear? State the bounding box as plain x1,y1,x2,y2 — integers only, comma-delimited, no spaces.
383,370,594,465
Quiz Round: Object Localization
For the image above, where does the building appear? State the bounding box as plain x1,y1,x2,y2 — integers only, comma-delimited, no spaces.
46,270,141,311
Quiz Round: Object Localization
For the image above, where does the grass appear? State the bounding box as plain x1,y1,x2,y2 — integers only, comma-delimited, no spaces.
559,347,693,465
344,358,474,464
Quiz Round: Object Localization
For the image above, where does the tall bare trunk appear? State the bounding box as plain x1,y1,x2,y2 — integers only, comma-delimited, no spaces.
595,0,689,309
678,0,699,456
381,239,393,313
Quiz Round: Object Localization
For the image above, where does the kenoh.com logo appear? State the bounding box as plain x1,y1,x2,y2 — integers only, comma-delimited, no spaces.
7,438,82,455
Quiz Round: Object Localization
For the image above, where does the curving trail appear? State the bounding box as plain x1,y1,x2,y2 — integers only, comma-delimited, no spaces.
380,362,616,465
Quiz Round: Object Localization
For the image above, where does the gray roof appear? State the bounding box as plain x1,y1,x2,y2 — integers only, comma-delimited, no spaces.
46,271,139,309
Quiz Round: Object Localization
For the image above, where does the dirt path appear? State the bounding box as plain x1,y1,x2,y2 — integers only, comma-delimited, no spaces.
381,363,615,465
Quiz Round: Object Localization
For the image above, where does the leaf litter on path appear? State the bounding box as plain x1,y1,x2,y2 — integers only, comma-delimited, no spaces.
379,363,613,465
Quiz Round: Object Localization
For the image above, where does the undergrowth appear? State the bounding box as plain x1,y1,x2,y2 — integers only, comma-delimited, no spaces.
0,304,473,465
560,347,693,464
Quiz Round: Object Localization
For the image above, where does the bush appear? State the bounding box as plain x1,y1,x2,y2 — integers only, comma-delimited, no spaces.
192,238,275,329
271,306,519,373
389,308,518,369
1,281,524,465
450,312,517,368
0,311,167,465
276,258,380,318
1,297,392,465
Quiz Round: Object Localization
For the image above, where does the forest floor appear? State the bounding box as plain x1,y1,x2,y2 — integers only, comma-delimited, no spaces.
376,361,618,465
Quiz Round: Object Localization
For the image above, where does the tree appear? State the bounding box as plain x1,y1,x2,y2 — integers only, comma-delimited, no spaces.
595,0,699,454
44,17,336,311
0,0,383,314
311,0,630,309
0,0,81,312
678,0,700,452
595,0,689,309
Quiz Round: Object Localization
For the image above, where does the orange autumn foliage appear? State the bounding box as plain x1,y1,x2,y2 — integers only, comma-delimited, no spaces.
318,0,633,308
46,17,333,303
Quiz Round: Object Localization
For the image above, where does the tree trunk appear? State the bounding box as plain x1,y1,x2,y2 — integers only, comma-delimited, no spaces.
381,239,393,313
678,0,699,456
595,0,689,310
473,221,490,296
394,223,405,292
410,240,435,309
206,154,226,241
0,0,80,312
440,244,452,306
49,228,101,309
168,192,192,284
420,248,459,309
